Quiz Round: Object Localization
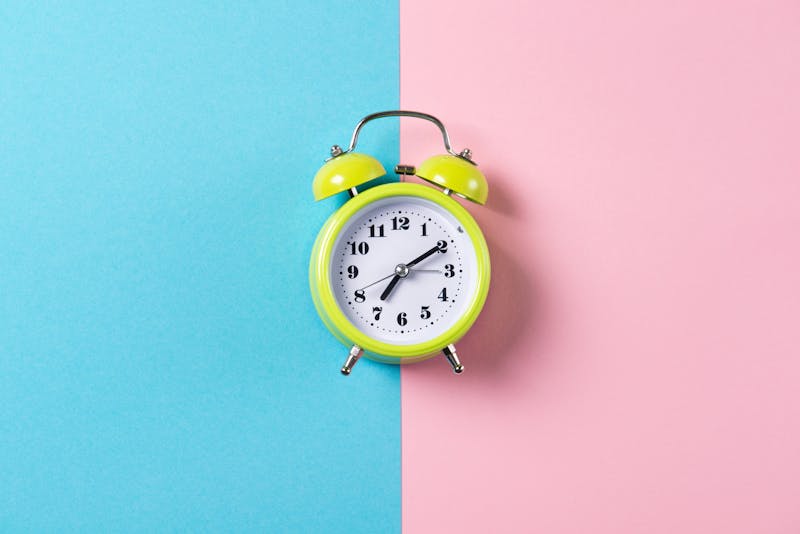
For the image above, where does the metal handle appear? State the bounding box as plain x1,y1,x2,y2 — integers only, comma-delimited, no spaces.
346,110,459,156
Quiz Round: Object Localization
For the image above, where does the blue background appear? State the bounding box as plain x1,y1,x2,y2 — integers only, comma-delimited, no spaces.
0,2,400,531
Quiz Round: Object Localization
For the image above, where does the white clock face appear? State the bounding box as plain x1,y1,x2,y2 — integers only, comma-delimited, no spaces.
330,195,479,345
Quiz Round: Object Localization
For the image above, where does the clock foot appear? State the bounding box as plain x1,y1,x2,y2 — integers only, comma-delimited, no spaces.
341,345,363,375
442,344,464,374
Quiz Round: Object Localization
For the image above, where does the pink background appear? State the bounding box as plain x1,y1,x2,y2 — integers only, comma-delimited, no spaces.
400,1,800,532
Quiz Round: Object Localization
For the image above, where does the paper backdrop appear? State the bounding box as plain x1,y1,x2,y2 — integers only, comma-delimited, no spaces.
2,1,800,532
0,2,399,532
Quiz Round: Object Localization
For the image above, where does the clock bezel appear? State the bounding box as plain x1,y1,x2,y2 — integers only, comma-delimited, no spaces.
309,182,490,362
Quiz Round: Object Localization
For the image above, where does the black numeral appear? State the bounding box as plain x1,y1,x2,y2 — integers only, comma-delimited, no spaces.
349,241,369,255
354,290,366,303
420,306,431,319
444,264,455,278
437,240,448,253
392,216,410,230
347,265,359,279
397,312,408,326
421,222,428,236
368,224,385,238
372,306,382,321
438,288,448,302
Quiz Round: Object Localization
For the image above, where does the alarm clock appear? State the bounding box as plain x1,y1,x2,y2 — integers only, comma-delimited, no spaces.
309,111,490,375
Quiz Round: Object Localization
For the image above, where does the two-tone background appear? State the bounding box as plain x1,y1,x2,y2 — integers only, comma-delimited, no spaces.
2,1,799,532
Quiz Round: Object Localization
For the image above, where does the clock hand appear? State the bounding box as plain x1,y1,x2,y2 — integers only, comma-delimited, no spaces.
379,275,401,301
380,243,445,301
356,272,397,292
406,244,444,268
357,266,441,296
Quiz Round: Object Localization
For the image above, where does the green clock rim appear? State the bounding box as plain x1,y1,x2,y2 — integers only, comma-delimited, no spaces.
309,182,491,361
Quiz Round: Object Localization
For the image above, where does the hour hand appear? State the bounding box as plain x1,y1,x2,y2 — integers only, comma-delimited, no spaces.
380,263,410,301
379,275,401,301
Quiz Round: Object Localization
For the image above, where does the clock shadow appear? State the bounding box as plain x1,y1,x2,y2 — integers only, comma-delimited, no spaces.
458,175,543,380
455,238,541,379
399,175,547,382
479,165,521,218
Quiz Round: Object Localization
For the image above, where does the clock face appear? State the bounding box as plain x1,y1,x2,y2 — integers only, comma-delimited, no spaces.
330,195,480,346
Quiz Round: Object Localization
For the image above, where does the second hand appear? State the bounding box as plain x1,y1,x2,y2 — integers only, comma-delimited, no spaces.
357,272,396,292
357,268,442,292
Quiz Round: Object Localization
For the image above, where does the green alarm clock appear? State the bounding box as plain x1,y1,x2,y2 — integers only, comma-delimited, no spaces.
309,111,490,375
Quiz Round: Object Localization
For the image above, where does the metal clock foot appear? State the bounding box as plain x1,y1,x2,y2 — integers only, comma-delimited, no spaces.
341,345,363,375
442,344,464,374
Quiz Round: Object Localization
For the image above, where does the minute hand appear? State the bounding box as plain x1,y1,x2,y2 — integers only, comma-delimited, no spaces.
406,244,442,268
379,244,443,301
